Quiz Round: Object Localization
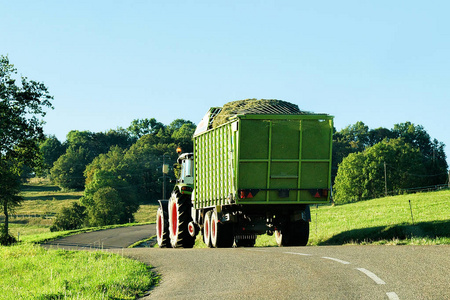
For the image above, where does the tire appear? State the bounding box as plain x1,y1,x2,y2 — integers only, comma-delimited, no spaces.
289,221,310,246
275,228,285,246
156,205,171,248
210,209,234,248
275,221,309,246
169,192,195,248
203,210,212,248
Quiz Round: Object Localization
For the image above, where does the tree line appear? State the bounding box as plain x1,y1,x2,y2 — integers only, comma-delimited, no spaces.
332,121,448,204
45,119,196,230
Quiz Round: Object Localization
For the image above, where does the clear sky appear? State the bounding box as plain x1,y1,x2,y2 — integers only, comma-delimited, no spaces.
2,1,449,166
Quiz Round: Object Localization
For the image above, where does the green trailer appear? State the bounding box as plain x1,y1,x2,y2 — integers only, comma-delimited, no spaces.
156,100,333,248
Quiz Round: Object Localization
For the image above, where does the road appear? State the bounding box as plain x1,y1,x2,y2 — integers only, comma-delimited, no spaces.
43,225,450,300
42,224,155,250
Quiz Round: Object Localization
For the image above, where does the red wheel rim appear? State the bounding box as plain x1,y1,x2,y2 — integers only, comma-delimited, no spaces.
212,216,216,239
157,211,162,239
171,202,178,236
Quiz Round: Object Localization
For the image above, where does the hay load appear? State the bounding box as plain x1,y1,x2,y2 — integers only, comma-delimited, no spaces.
212,99,306,128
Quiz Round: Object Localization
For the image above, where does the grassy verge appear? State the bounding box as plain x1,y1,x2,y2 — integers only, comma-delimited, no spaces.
0,243,158,299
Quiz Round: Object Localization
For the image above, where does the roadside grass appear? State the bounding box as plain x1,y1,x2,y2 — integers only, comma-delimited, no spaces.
0,243,158,299
0,181,160,299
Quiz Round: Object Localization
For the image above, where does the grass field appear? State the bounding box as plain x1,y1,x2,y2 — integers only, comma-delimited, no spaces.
0,243,158,299
254,189,450,247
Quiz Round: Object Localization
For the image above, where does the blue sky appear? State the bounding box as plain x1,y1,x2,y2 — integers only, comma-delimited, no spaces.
2,1,449,166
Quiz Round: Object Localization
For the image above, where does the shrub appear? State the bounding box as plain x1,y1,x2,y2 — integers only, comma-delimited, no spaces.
50,202,87,232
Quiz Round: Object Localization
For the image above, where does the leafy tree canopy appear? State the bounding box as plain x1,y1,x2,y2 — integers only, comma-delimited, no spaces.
0,55,53,244
334,138,429,204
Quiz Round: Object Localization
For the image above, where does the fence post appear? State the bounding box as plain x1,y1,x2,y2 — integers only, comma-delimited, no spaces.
409,200,414,225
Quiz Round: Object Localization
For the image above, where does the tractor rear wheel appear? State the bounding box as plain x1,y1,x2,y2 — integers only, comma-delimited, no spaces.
169,192,195,248
156,205,171,248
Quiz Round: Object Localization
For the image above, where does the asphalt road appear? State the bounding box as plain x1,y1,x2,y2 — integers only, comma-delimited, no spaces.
43,225,450,300
42,224,155,250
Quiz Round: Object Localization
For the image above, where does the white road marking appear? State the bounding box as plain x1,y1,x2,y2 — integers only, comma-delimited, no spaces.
386,292,400,300
356,268,386,285
284,252,312,256
321,256,351,265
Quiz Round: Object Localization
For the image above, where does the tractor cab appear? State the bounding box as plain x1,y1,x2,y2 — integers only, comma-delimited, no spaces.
176,152,194,194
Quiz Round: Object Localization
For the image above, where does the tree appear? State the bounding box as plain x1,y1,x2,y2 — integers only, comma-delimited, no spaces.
50,202,86,231
333,139,426,204
50,129,135,190
127,118,164,139
171,121,196,152
392,122,448,185
0,55,53,245
88,187,125,226
50,146,91,190
0,164,22,245
37,135,66,176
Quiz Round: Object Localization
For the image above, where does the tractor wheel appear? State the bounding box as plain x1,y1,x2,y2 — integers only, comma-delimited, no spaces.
203,210,212,248
169,192,195,248
210,209,234,248
156,205,171,248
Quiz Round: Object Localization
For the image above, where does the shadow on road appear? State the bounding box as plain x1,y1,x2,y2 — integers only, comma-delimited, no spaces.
318,220,450,245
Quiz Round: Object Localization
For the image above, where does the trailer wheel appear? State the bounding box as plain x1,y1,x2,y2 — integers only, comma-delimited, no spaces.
203,210,212,247
275,221,309,246
156,205,171,248
210,210,234,248
288,221,309,246
169,192,195,248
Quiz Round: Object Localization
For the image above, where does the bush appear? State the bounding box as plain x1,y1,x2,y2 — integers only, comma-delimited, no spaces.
86,187,126,227
50,202,87,232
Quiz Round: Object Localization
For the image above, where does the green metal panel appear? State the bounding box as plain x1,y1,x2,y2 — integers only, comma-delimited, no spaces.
193,114,333,208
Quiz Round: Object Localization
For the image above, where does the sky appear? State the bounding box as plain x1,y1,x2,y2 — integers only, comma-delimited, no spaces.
2,1,450,166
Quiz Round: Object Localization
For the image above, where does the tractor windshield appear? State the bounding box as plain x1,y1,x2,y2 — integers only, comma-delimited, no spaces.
181,158,194,184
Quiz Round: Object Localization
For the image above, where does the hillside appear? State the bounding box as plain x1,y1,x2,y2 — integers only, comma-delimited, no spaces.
309,189,450,245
